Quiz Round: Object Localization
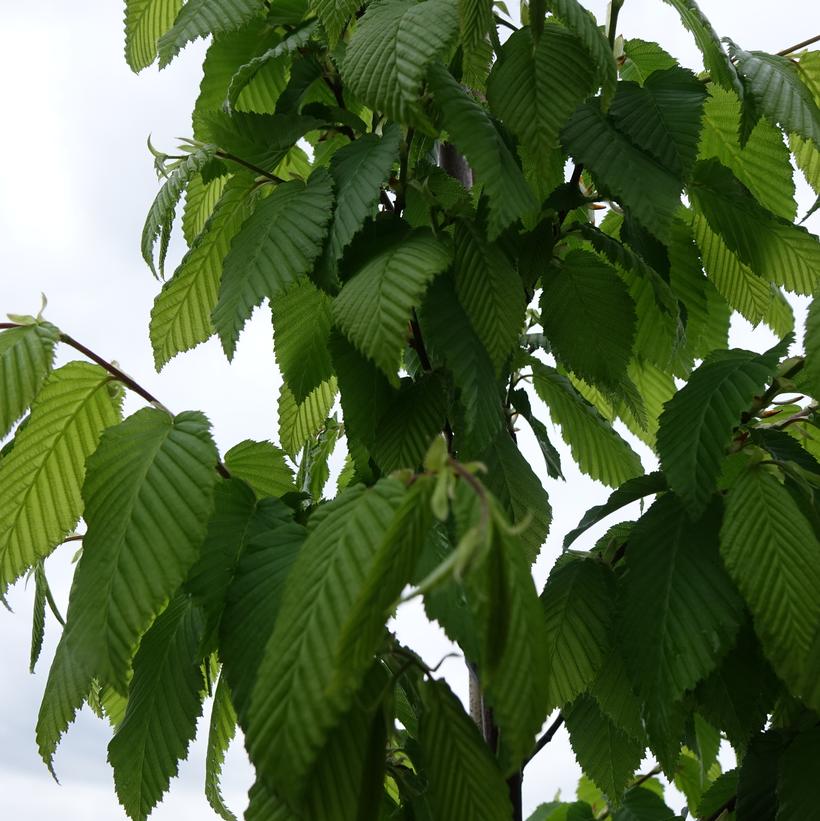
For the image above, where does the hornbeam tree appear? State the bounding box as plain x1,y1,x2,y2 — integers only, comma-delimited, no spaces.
2,0,820,819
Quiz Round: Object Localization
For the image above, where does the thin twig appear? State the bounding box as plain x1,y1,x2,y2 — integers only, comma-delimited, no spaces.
777,34,820,56
702,796,736,821
215,150,284,183
523,713,565,767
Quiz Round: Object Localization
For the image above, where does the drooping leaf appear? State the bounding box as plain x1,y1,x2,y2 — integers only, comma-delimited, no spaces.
487,25,597,187
619,495,745,711
182,173,227,246
418,679,514,820
689,158,820,295
244,480,406,800
541,249,636,390
428,62,538,238
656,337,787,517
150,174,257,369
108,597,206,821
540,555,614,711
608,66,708,179
212,168,334,358
0,362,121,592
157,0,266,68
204,673,238,821
0,320,60,440
271,278,335,404
563,472,666,549
562,100,684,241
452,223,525,373
699,86,797,221
728,42,820,148
332,229,452,381
531,361,643,488
510,389,564,480
565,694,644,801
342,0,460,124
222,439,296,498
278,378,338,459
544,0,617,108
29,560,49,673
124,0,184,72
721,466,820,711
458,0,493,86
142,144,217,277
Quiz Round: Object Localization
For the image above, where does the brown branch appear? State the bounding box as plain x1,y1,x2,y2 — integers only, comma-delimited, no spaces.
777,34,820,55
523,713,565,767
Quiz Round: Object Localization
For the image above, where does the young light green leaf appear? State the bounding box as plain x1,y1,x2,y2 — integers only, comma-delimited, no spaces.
150,174,257,369
278,378,337,458
212,169,334,358
620,39,677,85
332,229,452,381
205,673,238,821
721,466,820,712
656,338,787,517
0,362,121,592
0,321,60,440
458,0,493,86
108,597,207,821
222,439,296,498
182,173,227,246
124,0,183,72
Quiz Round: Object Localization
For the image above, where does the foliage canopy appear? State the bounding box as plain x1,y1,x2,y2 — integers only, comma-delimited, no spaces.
3,1,820,819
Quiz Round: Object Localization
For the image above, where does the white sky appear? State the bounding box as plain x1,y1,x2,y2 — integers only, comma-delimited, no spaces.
0,1,817,819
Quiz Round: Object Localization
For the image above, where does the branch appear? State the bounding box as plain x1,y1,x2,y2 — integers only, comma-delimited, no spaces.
0,322,231,479
523,713,565,767
607,0,625,49
215,150,284,183
777,34,820,55
702,796,736,821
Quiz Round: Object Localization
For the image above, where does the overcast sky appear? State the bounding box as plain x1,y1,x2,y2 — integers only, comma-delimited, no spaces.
0,2,817,819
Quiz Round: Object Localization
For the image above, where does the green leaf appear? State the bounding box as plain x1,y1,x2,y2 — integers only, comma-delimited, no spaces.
562,100,684,242
541,249,636,390
588,646,645,745
29,561,49,673
182,173,227,246
803,292,820,399
721,466,820,711
278,378,337,459
150,173,257,369
46,409,217,705
0,362,121,592
612,787,677,821
222,439,295,498
108,597,206,821
124,0,183,72
478,430,552,562
565,694,644,801
428,62,538,238
688,159,820,296
729,43,820,147
458,0,493,86
564,472,666,549
212,169,334,358
271,278,334,404
540,555,614,710
244,480,406,799
696,769,737,818
157,0,265,67
609,67,708,179
453,222,526,373
544,0,617,109
620,39,677,85
418,679,514,820
342,0,459,125
325,124,402,266
219,521,305,723
658,0,744,101
656,339,787,517
510,389,564,480
735,729,786,821
619,495,745,710
696,622,778,750
372,373,448,473
531,361,643,488
487,25,596,188
311,0,357,47
332,229,452,381
0,321,60,440
777,727,820,821
205,673,238,821
419,275,504,455
699,86,797,221
142,144,217,277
